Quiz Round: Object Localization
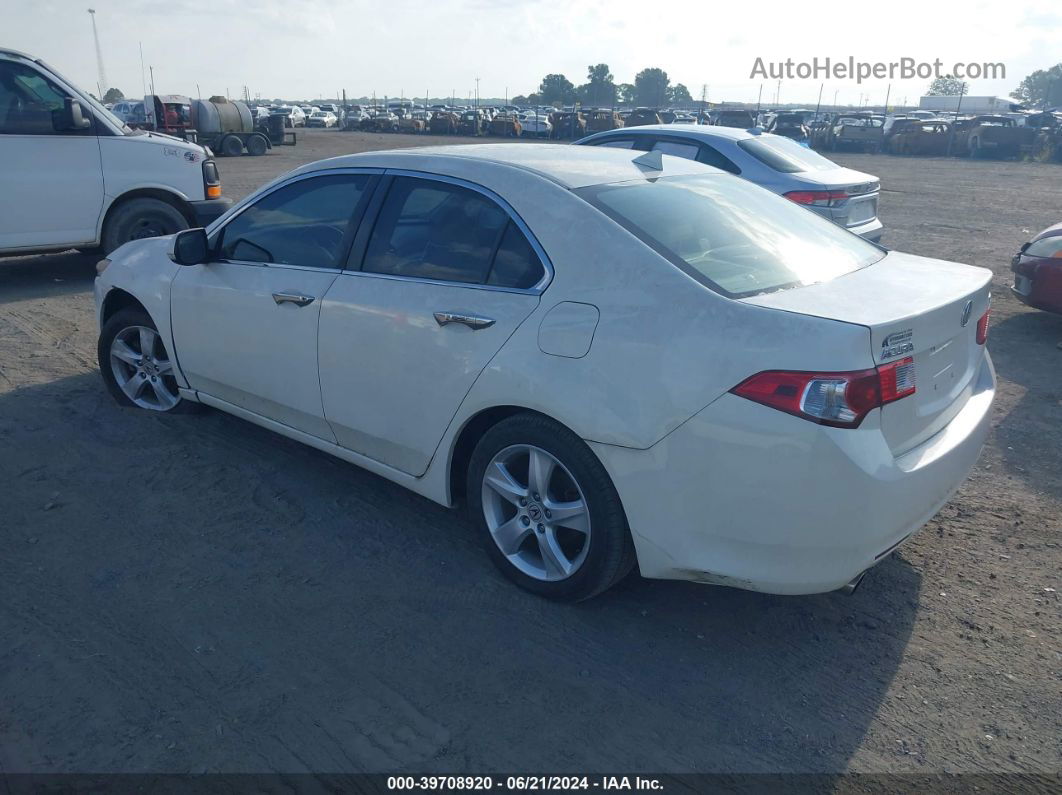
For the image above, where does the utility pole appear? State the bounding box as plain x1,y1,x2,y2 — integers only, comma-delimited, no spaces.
475,77,480,110
87,9,108,96
139,41,147,97
883,83,891,114
756,83,763,114
149,66,155,97
814,83,823,119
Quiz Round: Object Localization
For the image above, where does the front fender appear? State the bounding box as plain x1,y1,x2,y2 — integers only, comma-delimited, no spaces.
95,236,189,389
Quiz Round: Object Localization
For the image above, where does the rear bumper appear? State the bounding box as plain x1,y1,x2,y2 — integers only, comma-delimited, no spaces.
590,351,995,595
847,216,884,242
189,197,234,227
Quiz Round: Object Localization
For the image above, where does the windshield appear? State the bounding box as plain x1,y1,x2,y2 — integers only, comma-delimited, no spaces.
736,136,840,173
577,174,884,298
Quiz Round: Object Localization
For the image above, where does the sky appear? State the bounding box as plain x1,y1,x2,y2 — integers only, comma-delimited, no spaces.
5,0,1061,106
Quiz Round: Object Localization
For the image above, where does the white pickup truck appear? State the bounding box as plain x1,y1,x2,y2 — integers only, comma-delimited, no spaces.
0,47,232,256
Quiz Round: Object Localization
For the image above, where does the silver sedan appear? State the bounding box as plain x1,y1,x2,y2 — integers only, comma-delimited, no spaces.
576,124,884,242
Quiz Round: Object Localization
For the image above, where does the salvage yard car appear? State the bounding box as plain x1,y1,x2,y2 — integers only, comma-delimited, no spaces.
306,110,338,128
587,109,624,132
94,144,994,601
576,125,884,241
1012,221,1062,314
825,115,884,153
888,121,951,156
950,115,1028,159
0,47,231,256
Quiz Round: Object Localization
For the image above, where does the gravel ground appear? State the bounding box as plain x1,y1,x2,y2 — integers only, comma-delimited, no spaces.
0,130,1059,775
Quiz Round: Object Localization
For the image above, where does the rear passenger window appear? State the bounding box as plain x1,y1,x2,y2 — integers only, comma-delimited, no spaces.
487,222,545,289
651,140,700,160
362,178,509,284
595,138,635,149
696,144,742,174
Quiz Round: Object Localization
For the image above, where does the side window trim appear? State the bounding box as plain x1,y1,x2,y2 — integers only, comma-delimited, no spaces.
342,169,553,294
208,168,382,270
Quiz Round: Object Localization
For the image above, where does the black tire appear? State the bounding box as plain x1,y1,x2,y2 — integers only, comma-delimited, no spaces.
466,413,636,601
101,198,189,255
245,133,268,156
220,135,244,157
97,308,199,414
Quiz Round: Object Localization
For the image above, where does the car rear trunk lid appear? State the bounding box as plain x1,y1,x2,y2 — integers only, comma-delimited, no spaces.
743,251,992,455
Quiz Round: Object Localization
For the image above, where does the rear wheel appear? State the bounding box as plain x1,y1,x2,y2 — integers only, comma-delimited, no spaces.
220,135,244,157
245,133,268,156
98,308,197,413
101,198,188,254
467,414,636,601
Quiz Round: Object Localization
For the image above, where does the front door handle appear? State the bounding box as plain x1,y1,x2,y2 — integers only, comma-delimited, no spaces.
434,312,496,330
272,292,315,307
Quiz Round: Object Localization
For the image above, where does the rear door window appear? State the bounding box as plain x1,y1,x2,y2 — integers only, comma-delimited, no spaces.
361,177,510,284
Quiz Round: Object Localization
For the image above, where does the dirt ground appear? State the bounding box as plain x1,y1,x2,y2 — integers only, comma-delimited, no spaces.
0,130,1059,776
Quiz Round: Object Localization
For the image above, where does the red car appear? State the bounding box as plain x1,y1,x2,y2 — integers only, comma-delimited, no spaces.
1012,222,1062,314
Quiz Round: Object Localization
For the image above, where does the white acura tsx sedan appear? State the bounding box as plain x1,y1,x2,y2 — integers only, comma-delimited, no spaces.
94,144,995,601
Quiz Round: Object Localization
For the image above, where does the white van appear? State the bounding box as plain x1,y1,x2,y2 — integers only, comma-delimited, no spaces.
0,48,232,256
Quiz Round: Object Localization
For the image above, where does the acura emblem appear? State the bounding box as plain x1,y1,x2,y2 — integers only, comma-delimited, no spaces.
960,300,973,327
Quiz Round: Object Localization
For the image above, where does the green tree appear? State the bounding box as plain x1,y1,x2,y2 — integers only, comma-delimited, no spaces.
526,92,542,105
102,87,124,103
634,68,670,107
539,74,576,105
1010,63,1062,107
617,83,635,105
511,95,529,106
584,63,616,106
669,83,693,104
926,75,968,96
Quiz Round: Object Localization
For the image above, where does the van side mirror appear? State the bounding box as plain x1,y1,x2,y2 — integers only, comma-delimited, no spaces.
56,98,91,131
168,228,209,266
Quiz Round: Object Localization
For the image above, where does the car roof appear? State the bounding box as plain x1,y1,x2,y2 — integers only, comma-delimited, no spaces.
291,143,716,189
583,124,762,142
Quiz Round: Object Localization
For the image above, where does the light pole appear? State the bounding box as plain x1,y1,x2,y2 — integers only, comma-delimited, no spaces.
87,9,108,97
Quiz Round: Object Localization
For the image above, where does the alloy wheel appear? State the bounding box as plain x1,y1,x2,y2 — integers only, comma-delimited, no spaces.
109,325,180,411
481,444,591,582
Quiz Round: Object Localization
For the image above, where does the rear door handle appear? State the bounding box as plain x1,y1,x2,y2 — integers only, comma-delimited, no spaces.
272,292,315,307
434,311,496,330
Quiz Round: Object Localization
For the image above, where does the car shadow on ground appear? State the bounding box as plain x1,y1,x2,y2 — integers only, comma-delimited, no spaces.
0,372,921,774
988,308,1062,501
0,250,99,305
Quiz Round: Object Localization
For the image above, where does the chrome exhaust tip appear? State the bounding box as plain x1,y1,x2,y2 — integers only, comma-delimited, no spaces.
841,571,867,595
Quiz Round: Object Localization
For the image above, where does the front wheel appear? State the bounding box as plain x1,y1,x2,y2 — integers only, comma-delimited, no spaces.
98,308,197,414
101,198,188,254
467,414,635,601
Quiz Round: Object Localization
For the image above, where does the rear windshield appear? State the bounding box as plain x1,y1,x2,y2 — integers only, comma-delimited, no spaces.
577,174,884,298
736,135,840,173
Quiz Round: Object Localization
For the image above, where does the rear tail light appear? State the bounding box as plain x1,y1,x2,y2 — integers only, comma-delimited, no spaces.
976,309,990,345
783,190,848,207
731,357,916,429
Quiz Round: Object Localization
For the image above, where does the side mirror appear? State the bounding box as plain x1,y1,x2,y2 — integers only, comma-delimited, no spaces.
168,228,209,266
56,98,91,131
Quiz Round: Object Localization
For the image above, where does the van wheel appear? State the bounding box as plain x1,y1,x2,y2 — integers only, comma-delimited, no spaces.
245,134,268,156
101,198,189,254
220,135,244,157
467,414,636,601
